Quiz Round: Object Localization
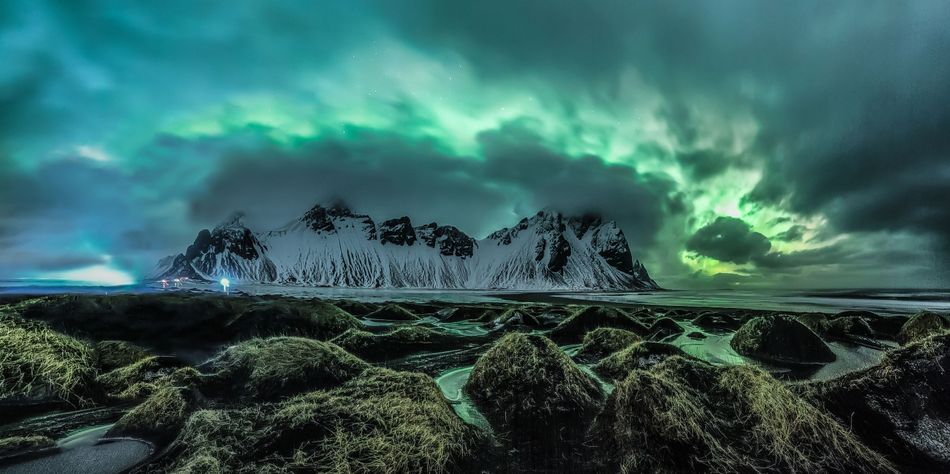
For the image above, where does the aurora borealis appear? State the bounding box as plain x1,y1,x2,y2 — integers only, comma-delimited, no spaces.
1,1,948,288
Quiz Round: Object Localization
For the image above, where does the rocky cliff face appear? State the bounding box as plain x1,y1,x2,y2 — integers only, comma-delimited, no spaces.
152,204,660,290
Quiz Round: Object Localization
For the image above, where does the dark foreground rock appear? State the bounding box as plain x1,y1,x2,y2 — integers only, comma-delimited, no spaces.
590,357,896,473
799,313,885,348
464,333,603,471
646,317,685,340
804,331,950,471
731,314,836,365
692,311,742,331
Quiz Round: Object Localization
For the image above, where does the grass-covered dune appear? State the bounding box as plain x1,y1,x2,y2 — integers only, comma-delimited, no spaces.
144,367,485,473
590,356,896,473
731,314,836,365
573,327,642,363
464,333,603,471
482,307,543,330
7,294,360,351
107,385,199,444
547,306,649,343
896,310,949,345
331,326,472,361
97,356,198,401
201,337,369,401
0,312,100,408
436,305,501,322
93,340,152,372
645,317,685,340
363,303,421,321
0,435,55,458
593,341,693,381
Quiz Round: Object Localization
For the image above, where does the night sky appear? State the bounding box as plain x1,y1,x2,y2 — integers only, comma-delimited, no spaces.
1,1,949,288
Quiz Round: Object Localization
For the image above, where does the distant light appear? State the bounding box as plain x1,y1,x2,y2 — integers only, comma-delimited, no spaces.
220,278,231,294
43,265,135,286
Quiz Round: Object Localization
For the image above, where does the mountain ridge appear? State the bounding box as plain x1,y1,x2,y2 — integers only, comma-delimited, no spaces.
151,203,660,290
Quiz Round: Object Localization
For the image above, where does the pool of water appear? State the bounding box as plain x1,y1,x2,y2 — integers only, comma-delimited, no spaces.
1,423,153,474
668,322,746,366
433,366,493,432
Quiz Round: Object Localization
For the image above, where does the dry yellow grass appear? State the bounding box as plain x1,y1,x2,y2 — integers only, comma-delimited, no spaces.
151,368,482,474
0,314,97,406
592,356,897,473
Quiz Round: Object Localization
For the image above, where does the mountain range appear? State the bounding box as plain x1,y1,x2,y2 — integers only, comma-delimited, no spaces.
151,202,660,290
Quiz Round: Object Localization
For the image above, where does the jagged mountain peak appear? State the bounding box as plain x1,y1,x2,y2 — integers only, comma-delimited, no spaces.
301,201,376,238
528,209,567,232
156,204,659,290
379,216,417,246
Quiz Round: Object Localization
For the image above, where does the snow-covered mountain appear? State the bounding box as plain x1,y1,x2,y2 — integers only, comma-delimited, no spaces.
151,203,660,290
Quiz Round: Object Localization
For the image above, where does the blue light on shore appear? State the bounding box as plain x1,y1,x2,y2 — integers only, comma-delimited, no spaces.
220,278,231,294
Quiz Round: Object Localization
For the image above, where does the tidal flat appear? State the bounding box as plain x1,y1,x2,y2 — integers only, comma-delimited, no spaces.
1,292,948,473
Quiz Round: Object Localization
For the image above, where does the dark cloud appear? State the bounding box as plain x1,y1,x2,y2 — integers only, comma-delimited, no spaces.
748,94,950,251
686,216,771,264
752,246,850,271
390,0,950,254
0,156,46,217
676,150,731,181
734,3,950,252
183,121,674,248
3,252,110,272
476,122,675,246
0,155,187,278
184,127,510,237
771,225,806,242
687,216,874,274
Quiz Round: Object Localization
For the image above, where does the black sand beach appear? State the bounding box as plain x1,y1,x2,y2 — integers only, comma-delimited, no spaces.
1,292,948,473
